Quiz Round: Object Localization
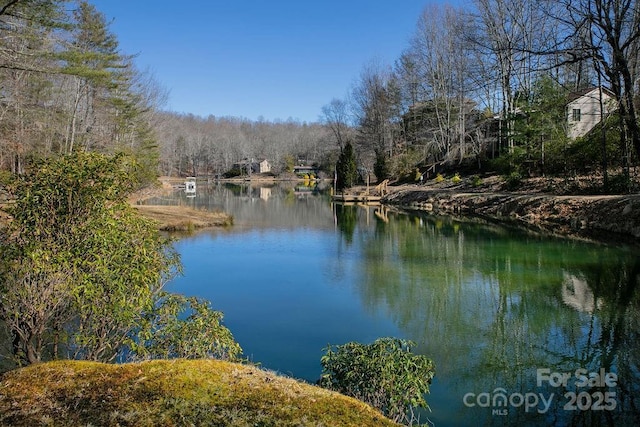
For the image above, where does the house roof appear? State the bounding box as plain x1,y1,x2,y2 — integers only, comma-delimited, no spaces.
234,158,269,165
567,86,614,103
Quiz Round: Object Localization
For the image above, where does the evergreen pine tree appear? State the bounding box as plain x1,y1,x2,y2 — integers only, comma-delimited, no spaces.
336,141,358,190
59,1,160,184
374,149,389,182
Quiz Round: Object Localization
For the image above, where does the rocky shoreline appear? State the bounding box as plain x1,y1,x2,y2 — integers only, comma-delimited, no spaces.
381,183,640,244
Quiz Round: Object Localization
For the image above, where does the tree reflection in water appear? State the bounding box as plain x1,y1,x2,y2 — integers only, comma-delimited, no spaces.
149,184,638,426
336,210,639,426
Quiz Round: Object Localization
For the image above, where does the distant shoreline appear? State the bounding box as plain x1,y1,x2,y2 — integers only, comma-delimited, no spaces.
139,175,640,243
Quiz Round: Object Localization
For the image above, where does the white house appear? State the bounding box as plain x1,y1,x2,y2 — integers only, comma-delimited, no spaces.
567,87,616,139
259,159,271,174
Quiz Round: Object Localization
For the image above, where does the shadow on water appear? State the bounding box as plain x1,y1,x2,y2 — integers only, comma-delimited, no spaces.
333,203,358,244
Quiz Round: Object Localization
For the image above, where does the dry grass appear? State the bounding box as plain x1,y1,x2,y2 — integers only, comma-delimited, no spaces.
133,204,233,232
0,359,399,427
129,183,233,232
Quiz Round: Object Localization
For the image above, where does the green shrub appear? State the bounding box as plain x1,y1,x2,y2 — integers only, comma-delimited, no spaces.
0,152,240,368
471,175,482,187
451,173,461,184
223,167,242,178
388,149,423,182
132,294,242,361
319,338,435,426
606,172,636,194
504,171,523,190
488,146,527,176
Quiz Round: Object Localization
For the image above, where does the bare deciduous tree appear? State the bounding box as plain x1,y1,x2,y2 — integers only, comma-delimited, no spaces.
409,4,478,163
321,98,351,151
559,0,640,159
351,61,402,172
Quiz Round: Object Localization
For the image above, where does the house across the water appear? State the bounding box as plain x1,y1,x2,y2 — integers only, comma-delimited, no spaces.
566,87,616,139
293,165,317,176
184,177,196,193
232,159,272,174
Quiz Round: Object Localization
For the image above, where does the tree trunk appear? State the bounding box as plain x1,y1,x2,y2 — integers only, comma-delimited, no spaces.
621,69,640,159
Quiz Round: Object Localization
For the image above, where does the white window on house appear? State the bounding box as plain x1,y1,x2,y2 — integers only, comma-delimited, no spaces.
572,108,581,122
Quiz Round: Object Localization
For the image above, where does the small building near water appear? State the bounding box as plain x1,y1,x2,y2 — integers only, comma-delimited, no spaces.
259,159,271,174
184,177,196,194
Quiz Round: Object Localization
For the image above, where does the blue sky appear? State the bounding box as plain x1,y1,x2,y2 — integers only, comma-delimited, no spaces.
90,1,446,123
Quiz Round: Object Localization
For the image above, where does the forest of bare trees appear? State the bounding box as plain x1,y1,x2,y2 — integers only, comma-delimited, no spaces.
332,0,640,187
0,0,337,180
1,0,638,187
153,113,332,177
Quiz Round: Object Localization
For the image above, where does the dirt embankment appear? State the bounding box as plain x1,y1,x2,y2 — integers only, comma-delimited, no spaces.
381,177,640,243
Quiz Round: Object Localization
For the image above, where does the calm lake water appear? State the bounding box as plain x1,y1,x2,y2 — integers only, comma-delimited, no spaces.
154,182,640,427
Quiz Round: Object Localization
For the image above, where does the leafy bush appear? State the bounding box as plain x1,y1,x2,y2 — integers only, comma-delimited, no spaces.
132,293,242,361
319,338,435,426
504,171,523,190
388,149,424,182
451,173,461,184
606,172,636,194
471,175,483,187
488,146,527,175
0,152,240,367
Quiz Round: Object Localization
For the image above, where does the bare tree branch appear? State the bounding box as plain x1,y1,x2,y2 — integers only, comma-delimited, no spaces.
0,0,21,17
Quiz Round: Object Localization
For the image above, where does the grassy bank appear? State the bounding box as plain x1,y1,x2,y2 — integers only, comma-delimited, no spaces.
130,181,233,232
0,359,398,426
133,204,233,231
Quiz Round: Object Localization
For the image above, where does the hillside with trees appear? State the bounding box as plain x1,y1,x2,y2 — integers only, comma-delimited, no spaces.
1,1,639,424
0,0,166,184
327,0,640,193
1,0,638,193
153,112,333,178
